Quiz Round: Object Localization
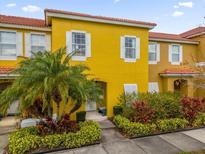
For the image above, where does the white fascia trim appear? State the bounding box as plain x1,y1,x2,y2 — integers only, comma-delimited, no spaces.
0,23,51,32
46,12,155,29
0,56,17,61
149,38,199,45
149,61,158,64
124,58,136,63
185,32,205,39
72,56,87,61
160,73,196,77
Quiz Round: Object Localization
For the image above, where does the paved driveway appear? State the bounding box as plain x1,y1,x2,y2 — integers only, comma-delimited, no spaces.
50,128,205,154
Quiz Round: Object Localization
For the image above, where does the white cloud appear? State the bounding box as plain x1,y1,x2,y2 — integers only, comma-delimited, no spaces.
114,0,120,3
172,11,184,17
178,1,194,8
174,5,179,8
6,3,16,8
22,5,42,13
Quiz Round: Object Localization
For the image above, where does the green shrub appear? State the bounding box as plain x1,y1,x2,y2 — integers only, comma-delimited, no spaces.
139,92,181,120
157,118,189,132
8,121,101,154
193,113,205,127
113,115,156,137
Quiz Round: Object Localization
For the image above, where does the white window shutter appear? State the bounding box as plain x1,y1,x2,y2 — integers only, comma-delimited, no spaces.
25,33,31,57
120,36,125,59
124,84,138,94
136,37,140,59
168,45,172,62
180,45,183,63
16,32,23,57
45,34,51,51
148,82,159,93
156,43,160,62
66,31,72,54
86,33,91,57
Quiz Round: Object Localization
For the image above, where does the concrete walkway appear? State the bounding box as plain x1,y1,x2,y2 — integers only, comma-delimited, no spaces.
50,127,205,154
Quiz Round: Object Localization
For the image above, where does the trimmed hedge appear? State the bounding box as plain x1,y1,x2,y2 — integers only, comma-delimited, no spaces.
157,118,189,132
8,121,101,154
193,113,205,127
113,115,190,137
113,115,156,137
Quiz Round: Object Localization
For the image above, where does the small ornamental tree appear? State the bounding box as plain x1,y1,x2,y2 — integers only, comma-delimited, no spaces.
131,101,155,123
181,96,205,122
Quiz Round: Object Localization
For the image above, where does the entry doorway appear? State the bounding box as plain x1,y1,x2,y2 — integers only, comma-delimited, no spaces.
174,79,188,96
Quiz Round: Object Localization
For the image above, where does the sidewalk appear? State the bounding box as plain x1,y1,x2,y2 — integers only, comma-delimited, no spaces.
50,124,205,154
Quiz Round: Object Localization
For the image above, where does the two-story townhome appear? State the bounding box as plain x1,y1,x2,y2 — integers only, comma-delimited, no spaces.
0,9,204,118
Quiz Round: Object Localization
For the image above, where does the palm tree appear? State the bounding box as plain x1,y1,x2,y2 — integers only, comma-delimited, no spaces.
0,48,101,120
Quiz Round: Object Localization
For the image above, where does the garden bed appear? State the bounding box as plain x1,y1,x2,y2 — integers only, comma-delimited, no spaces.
6,121,101,154
113,115,205,139
113,92,205,139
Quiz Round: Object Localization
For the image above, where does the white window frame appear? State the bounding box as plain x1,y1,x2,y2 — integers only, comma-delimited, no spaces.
0,29,17,60
149,42,160,64
30,32,46,54
66,30,91,61
71,30,87,61
124,84,138,94
124,35,137,62
148,82,159,93
169,44,182,65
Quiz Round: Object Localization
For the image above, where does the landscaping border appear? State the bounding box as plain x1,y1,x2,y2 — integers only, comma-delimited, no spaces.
31,141,100,154
112,119,205,139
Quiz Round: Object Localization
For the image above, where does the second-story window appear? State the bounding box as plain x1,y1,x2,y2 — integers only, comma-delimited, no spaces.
125,37,136,59
172,45,180,62
120,35,140,62
31,34,46,53
169,44,182,65
149,42,160,64
0,31,16,58
72,32,86,56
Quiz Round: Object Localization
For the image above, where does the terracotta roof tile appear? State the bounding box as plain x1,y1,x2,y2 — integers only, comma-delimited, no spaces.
0,66,15,74
0,15,46,27
149,32,198,43
160,67,197,74
180,26,205,38
45,9,157,27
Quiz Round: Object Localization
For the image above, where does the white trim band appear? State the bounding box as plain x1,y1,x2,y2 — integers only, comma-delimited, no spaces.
46,12,156,29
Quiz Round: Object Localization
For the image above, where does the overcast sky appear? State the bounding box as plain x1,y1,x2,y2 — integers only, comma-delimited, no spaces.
0,0,205,34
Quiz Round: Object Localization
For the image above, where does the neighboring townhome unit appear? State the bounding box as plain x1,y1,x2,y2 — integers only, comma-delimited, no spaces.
0,15,51,115
148,32,199,96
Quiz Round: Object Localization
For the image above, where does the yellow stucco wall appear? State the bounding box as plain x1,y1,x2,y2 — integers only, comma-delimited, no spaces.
148,41,198,95
51,17,149,117
0,27,51,67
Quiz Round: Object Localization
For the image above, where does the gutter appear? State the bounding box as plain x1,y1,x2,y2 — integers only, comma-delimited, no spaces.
149,38,199,45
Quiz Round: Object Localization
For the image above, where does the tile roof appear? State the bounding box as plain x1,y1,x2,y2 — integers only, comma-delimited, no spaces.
0,66,15,74
149,32,198,44
45,9,157,27
160,68,197,74
180,26,205,38
0,15,46,27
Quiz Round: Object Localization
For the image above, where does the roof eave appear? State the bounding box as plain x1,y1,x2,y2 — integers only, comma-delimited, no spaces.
45,11,156,29
159,73,196,77
149,38,199,45
183,32,205,39
0,23,51,32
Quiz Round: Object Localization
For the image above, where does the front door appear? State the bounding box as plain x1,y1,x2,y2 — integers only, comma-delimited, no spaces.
86,100,96,111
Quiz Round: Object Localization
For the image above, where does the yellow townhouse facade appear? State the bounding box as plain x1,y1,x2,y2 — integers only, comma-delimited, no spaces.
0,9,205,118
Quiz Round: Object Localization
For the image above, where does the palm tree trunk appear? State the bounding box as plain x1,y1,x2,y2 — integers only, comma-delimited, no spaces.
56,102,60,121
47,101,52,117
